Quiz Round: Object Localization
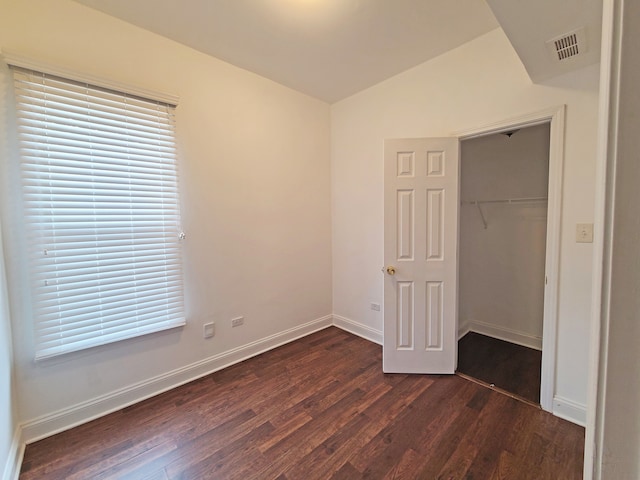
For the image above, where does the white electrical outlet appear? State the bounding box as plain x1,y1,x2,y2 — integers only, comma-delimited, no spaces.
370,303,381,311
231,316,244,328
576,223,594,243
203,322,215,338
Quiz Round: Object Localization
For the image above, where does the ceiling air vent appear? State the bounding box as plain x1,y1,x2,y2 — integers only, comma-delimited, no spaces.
546,27,587,61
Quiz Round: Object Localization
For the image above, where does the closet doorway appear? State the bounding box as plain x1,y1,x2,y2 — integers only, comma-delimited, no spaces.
456,123,550,406
382,106,564,412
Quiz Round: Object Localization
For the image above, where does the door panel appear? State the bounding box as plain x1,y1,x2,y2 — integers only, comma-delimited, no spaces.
397,190,415,260
426,188,445,261
426,280,444,350
383,138,459,374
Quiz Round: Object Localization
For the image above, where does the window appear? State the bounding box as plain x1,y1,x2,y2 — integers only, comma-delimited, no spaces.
10,65,185,360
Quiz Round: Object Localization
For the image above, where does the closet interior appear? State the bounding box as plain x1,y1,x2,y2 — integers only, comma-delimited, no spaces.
456,123,550,405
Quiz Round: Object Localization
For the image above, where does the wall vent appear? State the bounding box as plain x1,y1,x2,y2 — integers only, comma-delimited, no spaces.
546,27,587,62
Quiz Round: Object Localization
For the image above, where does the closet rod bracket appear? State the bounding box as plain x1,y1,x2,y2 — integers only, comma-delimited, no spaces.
476,202,488,229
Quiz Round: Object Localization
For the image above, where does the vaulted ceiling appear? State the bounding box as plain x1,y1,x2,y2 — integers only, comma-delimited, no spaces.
486,0,602,83
73,0,602,103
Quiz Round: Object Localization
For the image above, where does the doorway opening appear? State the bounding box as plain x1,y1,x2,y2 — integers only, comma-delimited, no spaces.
382,106,564,413
456,123,550,405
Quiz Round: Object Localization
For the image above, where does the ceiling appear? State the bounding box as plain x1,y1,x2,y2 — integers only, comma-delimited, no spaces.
486,0,602,83
73,0,499,103
73,0,602,103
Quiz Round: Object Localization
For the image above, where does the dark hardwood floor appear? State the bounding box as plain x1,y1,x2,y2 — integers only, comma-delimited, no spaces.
457,332,542,405
20,327,583,479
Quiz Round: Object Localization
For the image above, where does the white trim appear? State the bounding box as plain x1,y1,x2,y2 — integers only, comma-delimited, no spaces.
461,320,542,351
1,428,23,480
19,315,332,444
454,105,565,414
1,51,179,106
332,315,383,345
553,395,587,427
457,319,471,340
586,0,619,478
541,106,566,414
455,106,563,140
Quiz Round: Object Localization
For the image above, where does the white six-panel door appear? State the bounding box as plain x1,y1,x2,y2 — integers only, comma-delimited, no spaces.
383,138,459,374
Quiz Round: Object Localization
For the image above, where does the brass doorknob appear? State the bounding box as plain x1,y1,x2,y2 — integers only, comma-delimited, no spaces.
385,266,396,275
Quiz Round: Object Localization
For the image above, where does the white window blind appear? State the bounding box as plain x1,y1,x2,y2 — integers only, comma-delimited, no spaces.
11,66,186,360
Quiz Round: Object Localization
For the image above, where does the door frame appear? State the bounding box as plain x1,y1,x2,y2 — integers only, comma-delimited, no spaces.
454,105,566,412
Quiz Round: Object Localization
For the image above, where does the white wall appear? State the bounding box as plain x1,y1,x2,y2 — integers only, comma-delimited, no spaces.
595,0,640,477
0,237,17,480
0,224,17,480
0,50,18,480
459,124,550,348
0,0,332,440
331,28,599,421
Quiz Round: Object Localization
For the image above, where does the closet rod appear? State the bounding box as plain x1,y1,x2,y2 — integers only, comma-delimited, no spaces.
461,196,548,206
461,196,548,230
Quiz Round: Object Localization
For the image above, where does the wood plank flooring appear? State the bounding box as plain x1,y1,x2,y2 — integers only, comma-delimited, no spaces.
457,332,542,404
20,327,583,479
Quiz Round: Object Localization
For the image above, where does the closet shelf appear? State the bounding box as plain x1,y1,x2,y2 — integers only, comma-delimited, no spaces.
461,196,548,206
461,197,548,229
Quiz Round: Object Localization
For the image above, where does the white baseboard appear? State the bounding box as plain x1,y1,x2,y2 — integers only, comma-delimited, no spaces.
553,395,587,427
457,320,471,340
2,428,23,480
332,315,383,345
461,319,542,351
20,315,333,444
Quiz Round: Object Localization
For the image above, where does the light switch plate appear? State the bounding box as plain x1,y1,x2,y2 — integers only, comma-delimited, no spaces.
576,223,594,243
203,322,215,338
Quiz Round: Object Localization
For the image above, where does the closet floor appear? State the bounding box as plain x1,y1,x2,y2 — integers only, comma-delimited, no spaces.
457,332,542,405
